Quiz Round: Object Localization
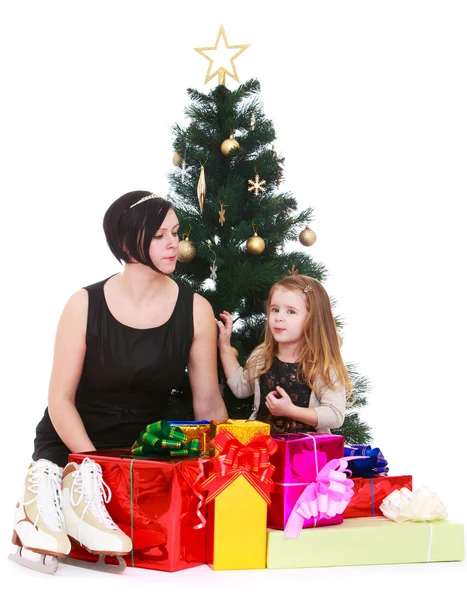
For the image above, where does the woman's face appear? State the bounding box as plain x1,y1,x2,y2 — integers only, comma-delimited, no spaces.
149,209,180,274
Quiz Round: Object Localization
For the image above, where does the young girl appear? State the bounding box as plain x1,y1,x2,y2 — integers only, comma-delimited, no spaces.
217,275,351,434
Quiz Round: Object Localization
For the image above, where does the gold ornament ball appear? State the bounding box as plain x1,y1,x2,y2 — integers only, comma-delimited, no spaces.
299,226,317,247
177,239,196,263
246,232,265,255
172,152,182,167
220,135,240,156
231,347,239,358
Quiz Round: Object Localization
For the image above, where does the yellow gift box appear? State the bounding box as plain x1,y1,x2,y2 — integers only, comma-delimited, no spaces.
167,421,210,454
204,419,274,570
209,419,270,456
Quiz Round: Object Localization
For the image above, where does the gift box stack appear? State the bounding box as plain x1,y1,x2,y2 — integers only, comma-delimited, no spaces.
68,421,464,572
267,439,464,568
342,444,412,519
68,419,277,571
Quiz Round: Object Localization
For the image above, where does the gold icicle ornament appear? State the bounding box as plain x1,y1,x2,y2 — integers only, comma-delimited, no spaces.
197,165,207,213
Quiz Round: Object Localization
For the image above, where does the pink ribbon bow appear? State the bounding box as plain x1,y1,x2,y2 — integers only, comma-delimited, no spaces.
284,458,354,538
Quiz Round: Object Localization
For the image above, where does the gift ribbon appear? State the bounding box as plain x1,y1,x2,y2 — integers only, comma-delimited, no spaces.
191,459,208,530
201,429,278,504
130,458,136,568
167,420,210,425
283,435,354,538
426,523,434,562
380,486,448,522
370,477,375,516
344,444,389,477
131,420,201,457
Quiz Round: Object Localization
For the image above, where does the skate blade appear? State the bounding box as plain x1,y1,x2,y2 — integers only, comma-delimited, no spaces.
60,554,126,573
8,546,59,575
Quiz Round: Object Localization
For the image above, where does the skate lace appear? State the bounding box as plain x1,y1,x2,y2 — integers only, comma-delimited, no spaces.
71,458,117,530
24,463,65,532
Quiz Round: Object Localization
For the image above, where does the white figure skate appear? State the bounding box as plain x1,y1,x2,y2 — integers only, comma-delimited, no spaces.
9,459,71,574
60,458,132,573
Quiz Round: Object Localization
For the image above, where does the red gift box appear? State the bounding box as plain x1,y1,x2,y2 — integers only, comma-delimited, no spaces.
67,449,207,572
343,475,413,518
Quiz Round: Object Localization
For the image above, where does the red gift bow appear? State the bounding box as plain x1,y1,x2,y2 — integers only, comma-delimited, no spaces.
200,429,278,504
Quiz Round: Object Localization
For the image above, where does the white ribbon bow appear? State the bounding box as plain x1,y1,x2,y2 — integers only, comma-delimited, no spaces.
380,486,448,522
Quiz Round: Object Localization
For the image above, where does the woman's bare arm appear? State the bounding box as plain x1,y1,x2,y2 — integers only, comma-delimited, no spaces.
188,294,228,421
47,289,96,452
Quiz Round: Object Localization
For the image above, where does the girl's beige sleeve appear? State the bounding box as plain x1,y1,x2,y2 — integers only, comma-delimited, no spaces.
313,368,346,430
226,347,263,399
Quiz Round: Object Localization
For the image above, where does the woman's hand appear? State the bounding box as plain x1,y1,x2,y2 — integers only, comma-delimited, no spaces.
216,310,241,381
216,311,233,349
265,386,294,417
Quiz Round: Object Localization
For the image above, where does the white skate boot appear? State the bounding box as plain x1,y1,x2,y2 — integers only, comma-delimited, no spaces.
9,459,71,574
61,458,132,572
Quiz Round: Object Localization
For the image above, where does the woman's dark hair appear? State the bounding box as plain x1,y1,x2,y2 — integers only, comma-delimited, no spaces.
103,191,174,274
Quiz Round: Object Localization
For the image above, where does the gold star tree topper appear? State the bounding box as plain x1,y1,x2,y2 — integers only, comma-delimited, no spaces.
194,25,250,86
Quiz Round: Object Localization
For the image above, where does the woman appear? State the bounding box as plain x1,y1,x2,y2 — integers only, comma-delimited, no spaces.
11,191,227,573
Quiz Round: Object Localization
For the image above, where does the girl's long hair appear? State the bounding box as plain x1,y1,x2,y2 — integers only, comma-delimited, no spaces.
248,275,352,394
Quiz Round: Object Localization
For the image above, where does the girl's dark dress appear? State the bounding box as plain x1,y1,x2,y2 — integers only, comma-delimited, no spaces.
33,277,194,467
258,356,316,434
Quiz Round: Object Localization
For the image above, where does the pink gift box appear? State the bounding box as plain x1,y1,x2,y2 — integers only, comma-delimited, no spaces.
268,433,345,530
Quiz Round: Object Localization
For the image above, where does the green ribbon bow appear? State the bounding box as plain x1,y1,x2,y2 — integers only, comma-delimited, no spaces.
131,420,201,457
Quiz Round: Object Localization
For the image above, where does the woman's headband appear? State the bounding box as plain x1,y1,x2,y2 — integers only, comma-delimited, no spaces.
129,193,158,209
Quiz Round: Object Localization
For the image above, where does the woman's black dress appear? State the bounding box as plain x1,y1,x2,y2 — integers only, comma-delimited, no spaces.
33,277,194,467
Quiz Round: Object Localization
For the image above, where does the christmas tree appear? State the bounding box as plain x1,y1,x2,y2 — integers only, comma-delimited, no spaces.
166,39,370,444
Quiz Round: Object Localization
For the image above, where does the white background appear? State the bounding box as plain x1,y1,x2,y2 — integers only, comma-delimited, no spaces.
1,1,466,597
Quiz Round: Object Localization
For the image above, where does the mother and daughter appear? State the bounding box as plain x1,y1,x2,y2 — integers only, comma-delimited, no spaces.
11,191,351,572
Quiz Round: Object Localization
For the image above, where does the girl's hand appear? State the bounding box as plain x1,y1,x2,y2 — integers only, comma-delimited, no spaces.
216,311,233,349
265,386,294,417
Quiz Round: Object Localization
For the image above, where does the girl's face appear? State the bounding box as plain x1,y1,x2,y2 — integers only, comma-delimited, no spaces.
149,209,180,274
268,286,308,347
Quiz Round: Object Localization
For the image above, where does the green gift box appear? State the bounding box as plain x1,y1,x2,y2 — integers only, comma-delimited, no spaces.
267,517,464,568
